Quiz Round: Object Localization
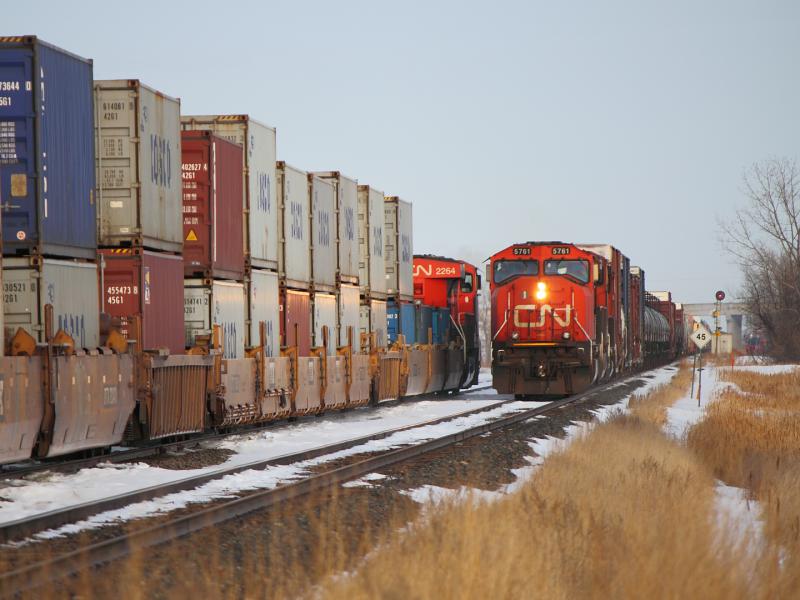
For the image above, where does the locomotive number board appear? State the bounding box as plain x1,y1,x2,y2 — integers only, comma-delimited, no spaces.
551,247,571,255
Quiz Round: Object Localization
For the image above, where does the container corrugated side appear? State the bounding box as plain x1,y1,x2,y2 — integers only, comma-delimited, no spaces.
181,131,245,279
184,279,245,358
310,175,336,291
99,249,184,354
337,283,359,348
357,185,386,298
181,115,278,270
283,288,311,356
247,268,279,357
95,80,182,252
4,257,99,347
315,172,359,284
384,197,413,300
278,162,310,289
400,302,416,344
371,299,387,348
312,292,337,355
0,36,96,258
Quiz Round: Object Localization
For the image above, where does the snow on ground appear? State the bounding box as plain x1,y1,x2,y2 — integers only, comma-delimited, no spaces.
714,482,763,555
0,395,506,526
664,363,800,438
4,399,552,543
402,365,681,506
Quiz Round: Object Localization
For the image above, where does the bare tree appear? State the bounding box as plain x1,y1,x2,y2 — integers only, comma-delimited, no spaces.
721,158,800,358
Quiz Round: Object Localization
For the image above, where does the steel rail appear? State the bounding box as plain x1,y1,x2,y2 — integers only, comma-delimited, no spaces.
0,384,494,479
0,378,624,598
0,387,500,544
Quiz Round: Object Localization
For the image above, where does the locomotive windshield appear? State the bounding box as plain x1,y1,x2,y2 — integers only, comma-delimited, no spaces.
493,260,538,284
544,259,590,284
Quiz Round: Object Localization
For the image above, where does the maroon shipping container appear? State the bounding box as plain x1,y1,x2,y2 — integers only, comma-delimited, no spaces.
98,249,185,354
181,131,245,279
282,288,311,356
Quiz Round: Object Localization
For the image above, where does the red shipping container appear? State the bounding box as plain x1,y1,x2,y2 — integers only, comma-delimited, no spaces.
282,288,311,356
181,131,245,280
98,249,185,354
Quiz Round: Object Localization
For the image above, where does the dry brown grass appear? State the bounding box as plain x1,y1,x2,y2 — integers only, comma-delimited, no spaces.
320,368,764,600
687,367,800,594
627,362,693,427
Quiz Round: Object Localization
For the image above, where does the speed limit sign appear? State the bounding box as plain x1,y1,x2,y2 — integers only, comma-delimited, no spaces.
690,326,712,350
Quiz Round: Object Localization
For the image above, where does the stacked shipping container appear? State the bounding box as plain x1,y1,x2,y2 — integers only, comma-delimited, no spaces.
181,115,279,356
95,79,186,353
1,37,97,348
357,185,387,350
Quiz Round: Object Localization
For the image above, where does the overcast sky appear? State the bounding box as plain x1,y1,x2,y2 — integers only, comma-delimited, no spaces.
7,0,798,303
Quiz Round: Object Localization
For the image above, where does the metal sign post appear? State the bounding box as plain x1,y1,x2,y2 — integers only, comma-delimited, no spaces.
690,325,712,407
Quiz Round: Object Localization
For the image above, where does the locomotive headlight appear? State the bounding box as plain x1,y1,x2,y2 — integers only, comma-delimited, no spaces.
562,332,571,340
535,281,547,301
511,331,520,340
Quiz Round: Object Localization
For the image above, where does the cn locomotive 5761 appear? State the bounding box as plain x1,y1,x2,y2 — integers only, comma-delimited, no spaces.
488,241,683,397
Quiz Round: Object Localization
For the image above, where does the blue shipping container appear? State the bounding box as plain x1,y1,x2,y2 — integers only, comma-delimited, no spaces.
433,308,451,344
416,305,433,344
0,36,96,258
387,301,400,343
387,301,417,345
400,302,416,345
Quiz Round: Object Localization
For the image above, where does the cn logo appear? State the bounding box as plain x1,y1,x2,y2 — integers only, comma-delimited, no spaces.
413,263,432,277
513,305,572,328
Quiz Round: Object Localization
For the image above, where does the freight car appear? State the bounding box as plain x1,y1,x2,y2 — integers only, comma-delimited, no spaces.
488,241,683,397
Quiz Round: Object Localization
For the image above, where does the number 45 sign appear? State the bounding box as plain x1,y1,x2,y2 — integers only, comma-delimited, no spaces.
691,326,712,350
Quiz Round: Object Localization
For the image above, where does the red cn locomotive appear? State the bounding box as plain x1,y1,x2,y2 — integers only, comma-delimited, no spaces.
488,242,632,396
413,255,482,388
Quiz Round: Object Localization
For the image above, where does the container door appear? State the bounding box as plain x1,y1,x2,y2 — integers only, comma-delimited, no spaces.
184,283,211,350
100,254,141,344
95,85,139,243
181,138,211,273
3,266,39,342
0,50,37,250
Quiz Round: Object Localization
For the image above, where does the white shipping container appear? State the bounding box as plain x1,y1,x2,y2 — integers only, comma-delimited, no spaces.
312,293,337,356
337,283,360,348
315,172,359,284
95,80,183,252
247,269,280,358
310,176,336,290
4,258,99,348
357,185,387,297
359,299,387,351
384,197,413,299
181,115,278,269
184,279,246,359
371,299,387,348
278,162,311,288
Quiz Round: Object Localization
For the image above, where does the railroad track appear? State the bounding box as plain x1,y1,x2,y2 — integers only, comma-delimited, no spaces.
0,383,495,480
0,374,639,598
